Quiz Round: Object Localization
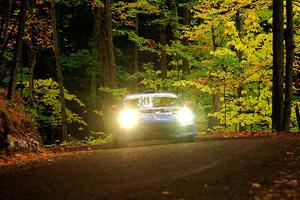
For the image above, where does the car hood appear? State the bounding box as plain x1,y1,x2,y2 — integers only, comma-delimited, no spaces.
138,107,178,124
139,106,178,114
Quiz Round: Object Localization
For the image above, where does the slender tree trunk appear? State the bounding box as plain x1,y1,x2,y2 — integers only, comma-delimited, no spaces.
92,8,101,50
272,0,284,131
296,105,300,130
134,13,139,92
7,0,28,100
182,7,190,74
28,48,37,107
0,0,13,86
209,86,221,129
51,0,67,140
208,26,220,129
160,0,167,80
0,110,9,151
235,10,243,60
283,0,294,132
235,10,246,131
0,0,12,52
170,0,179,92
181,6,190,99
223,72,227,130
0,58,8,86
211,26,216,52
169,0,177,40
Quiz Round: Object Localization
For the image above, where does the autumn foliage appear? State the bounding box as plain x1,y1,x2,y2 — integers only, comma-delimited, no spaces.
0,0,299,148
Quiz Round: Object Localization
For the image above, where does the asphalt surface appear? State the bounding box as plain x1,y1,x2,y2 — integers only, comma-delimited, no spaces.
0,137,299,200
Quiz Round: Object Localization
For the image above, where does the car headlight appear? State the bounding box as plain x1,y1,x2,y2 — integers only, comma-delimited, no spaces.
118,109,138,129
176,107,194,125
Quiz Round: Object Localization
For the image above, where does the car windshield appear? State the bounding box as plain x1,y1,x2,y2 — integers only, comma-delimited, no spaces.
123,96,182,109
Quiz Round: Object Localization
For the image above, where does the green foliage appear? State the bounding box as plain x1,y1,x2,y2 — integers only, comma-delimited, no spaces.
134,0,298,131
3,50,13,61
61,49,101,77
24,79,87,129
98,87,129,101
83,131,112,145
211,83,272,130
58,131,111,146
55,0,100,7
4,0,299,138
112,0,159,25
138,63,177,91
117,66,136,83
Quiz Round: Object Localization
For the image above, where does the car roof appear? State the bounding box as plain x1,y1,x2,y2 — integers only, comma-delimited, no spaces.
123,92,178,101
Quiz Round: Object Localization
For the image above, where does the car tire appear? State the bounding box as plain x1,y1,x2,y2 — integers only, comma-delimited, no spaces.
185,135,194,142
177,135,194,143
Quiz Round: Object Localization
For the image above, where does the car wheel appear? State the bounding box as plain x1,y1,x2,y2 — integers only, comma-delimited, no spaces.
185,135,194,142
177,135,194,143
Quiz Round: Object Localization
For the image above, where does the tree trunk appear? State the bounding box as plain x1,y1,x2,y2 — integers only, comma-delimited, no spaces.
0,58,8,87
7,0,28,101
0,0,12,53
182,6,191,75
89,7,102,131
181,6,190,99
0,110,10,152
208,87,221,129
296,105,300,130
101,0,116,90
0,0,12,86
208,26,220,129
235,10,243,60
283,0,294,132
134,13,139,92
272,0,284,131
51,0,67,140
28,48,37,107
235,10,246,131
92,8,101,52
160,0,167,80
237,86,246,131
101,0,117,133
0,0,12,87
169,0,177,40
211,26,216,52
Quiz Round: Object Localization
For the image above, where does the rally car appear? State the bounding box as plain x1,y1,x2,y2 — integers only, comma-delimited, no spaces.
113,92,196,147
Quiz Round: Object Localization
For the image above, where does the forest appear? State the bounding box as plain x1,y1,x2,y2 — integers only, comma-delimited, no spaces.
0,0,300,146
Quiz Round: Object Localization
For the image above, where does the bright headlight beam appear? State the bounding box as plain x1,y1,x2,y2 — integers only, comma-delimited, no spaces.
118,109,138,129
176,107,194,125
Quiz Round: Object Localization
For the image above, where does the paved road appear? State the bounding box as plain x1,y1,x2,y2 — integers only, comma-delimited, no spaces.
0,137,299,200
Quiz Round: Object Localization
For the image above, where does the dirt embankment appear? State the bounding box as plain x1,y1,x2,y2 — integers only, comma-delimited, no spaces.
0,89,41,152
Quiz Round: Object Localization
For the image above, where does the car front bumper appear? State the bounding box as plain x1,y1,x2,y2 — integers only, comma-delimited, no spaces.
120,122,196,140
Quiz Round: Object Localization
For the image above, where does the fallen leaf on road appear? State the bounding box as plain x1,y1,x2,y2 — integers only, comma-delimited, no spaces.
252,183,261,188
286,180,298,187
161,191,170,195
286,152,295,155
